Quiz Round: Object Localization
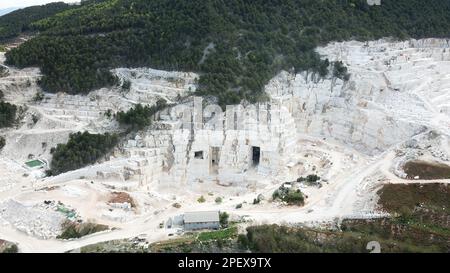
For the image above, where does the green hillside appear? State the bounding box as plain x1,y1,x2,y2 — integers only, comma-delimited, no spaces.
3,0,450,106
0,2,74,41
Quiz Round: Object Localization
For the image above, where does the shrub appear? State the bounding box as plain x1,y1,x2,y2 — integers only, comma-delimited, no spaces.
31,114,39,124
283,190,305,206
57,221,109,239
49,131,118,175
332,61,350,81
0,101,17,128
297,174,321,186
197,196,206,203
121,80,131,91
116,100,167,130
0,136,5,150
104,109,112,118
2,244,18,253
58,223,79,239
273,186,305,206
237,234,249,249
219,212,229,227
215,197,223,204
306,175,320,183
0,66,7,77
272,190,280,200
33,91,45,102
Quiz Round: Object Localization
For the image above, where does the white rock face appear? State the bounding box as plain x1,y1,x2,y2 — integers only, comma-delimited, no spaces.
3,39,450,246
113,67,198,104
0,200,66,239
3,39,450,187
122,98,298,186
115,39,450,187
0,65,200,163
266,39,450,155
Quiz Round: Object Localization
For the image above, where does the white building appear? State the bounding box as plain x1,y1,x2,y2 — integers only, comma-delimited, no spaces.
183,211,220,231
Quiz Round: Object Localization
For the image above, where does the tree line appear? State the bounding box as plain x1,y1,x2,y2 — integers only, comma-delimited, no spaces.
0,101,17,128
116,99,167,130
0,2,73,41
4,0,450,106
48,131,119,176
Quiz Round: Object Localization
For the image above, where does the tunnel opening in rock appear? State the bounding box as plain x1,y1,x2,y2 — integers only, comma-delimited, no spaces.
194,151,204,159
252,146,261,166
210,147,220,174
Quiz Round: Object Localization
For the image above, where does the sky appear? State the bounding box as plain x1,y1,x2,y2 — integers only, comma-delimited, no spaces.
0,0,80,10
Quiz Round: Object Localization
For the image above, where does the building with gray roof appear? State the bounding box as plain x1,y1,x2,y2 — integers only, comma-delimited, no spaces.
183,211,220,231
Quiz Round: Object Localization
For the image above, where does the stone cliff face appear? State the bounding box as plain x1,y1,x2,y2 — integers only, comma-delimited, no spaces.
266,39,450,155
4,39,450,188
266,71,427,155
121,39,450,187
124,98,299,187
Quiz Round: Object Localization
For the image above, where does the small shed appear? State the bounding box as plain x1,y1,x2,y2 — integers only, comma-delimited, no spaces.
183,211,220,231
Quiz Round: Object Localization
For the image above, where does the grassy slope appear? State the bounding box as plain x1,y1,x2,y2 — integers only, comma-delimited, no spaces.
240,184,450,253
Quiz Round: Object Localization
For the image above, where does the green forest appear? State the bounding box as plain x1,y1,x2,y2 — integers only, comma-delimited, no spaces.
116,99,167,130
0,2,73,41
0,101,17,128
0,96,18,151
48,131,119,175
3,0,450,105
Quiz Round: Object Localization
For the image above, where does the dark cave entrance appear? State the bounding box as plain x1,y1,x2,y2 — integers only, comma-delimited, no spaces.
252,146,261,166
